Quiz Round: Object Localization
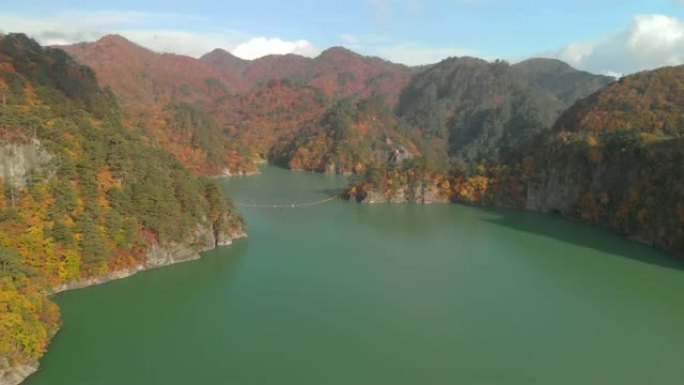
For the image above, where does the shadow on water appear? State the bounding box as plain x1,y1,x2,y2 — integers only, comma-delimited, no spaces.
478,205,684,272
198,237,249,281
345,201,459,237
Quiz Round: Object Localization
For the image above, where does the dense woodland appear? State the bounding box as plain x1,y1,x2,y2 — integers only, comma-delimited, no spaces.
0,34,243,370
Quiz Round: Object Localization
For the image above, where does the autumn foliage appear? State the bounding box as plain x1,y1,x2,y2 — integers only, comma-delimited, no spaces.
0,34,243,368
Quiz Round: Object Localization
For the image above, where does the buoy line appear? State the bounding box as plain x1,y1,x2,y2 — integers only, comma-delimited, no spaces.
235,196,338,209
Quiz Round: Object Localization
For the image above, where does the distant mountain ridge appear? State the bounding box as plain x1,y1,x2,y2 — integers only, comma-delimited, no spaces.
58,35,414,174
57,35,613,176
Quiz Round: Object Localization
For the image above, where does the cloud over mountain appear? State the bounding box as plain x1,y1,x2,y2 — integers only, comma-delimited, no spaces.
554,14,684,76
0,10,318,59
232,37,319,59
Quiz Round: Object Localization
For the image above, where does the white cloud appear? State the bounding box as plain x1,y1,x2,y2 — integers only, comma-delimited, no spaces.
556,42,594,65
232,37,319,60
602,70,623,79
553,14,684,75
0,10,317,59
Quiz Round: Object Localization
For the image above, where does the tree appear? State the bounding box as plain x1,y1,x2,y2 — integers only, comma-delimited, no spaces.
0,246,34,278
77,215,109,266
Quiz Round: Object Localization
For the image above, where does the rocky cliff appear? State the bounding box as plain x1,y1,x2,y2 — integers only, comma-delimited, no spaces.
0,142,53,189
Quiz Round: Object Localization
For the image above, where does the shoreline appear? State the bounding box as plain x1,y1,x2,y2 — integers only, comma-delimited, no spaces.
1,231,247,385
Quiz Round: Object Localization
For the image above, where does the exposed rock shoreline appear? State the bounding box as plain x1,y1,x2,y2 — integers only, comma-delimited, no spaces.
346,184,450,204
51,229,247,294
217,168,260,177
1,224,246,385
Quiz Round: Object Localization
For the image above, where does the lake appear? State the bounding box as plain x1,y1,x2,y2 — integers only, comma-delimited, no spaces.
26,166,684,385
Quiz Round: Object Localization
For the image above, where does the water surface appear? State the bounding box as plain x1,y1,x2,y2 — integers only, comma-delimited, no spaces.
27,166,684,385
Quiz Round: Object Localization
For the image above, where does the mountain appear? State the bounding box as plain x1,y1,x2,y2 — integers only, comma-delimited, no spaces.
351,64,684,252
58,35,235,110
397,56,613,163
0,34,245,383
201,46,412,104
210,79,330,159
199,48,250,87
553,65,683,135
270,95,425,174
512,58,615,105
60,37,413,174
58,35,251,175
524,65,684,251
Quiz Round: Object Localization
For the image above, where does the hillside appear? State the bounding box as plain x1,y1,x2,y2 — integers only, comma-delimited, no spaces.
553,65,684,135
397,57,612,163
58,35,253,175
524,65,684,251
512,58,615,105
0,34,245,384
349,64,684,253
61,37,413,175
270,95,427,174
201,46,412,105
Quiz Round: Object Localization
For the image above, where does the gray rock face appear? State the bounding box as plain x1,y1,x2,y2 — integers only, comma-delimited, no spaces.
525,167,580,213
387,145,414,164
0,142,53,189
51,222,246,294
357,184,449,204
0,359,38,385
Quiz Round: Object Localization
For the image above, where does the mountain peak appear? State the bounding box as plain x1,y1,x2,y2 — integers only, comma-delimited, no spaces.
513,57,577,74
202,48,236,59
318,46,361,60
200,48,250,69
97,34,135,46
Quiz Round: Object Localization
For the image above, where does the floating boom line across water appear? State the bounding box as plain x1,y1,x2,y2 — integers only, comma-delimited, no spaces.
235,196,338,209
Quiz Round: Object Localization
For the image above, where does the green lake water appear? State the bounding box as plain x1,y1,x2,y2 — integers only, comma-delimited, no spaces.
26,166,684,385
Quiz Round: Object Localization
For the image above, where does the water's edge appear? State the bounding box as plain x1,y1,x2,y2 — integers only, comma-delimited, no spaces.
2,230,247,385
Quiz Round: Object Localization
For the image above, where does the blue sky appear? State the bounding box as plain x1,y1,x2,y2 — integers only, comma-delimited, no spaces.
2,0,684,75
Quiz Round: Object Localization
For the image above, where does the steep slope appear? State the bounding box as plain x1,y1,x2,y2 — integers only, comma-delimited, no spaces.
211,79,329,158
512,58,614,105
350,64,684,253
203,46,414,163
270,95,426,174
398,57,612,163
58,35,252,174
61,38,413,174
0,34,245,384
524,65,684,251
199,48,250,89
308,47,412,105
553,65,684,135
58,35,236,110
202,46,412,105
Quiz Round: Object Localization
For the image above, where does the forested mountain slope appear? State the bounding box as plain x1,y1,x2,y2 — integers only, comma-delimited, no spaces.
349,64,684,253
58,35,251,174
512,58,614,105
61,37,413,174
0,34,244,384
397,57,613,163
525,65,684,251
